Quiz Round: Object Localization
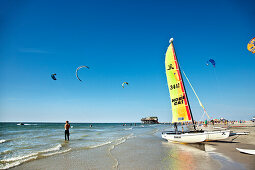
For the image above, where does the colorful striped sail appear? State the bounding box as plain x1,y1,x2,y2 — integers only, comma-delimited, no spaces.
165,38,193,123
247,37,255,54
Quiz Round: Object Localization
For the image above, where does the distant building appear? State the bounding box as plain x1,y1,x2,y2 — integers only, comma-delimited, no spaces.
141,117,159,124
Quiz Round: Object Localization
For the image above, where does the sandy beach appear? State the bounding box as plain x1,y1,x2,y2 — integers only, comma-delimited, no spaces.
8,126,254,170
205,126,255,170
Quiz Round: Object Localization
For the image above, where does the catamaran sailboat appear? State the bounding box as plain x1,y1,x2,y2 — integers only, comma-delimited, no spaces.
161,38,229,143
161,38,206,143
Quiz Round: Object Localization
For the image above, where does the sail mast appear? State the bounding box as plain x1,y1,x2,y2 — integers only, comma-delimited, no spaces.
170,40,196,129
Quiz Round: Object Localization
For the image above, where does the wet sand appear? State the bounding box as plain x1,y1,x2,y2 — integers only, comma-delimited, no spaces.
206,127,255,170
10,127,255,170
112,133,220,170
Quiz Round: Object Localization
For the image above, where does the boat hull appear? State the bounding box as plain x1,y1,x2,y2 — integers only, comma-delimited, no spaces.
236,148,255,155
204,130,230,141
161,132,206,143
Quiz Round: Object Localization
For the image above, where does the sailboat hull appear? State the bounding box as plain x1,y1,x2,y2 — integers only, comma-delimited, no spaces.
236,148,255,155
204,130,230,141
161,131,206,143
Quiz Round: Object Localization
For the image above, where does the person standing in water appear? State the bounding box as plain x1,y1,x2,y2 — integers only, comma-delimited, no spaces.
64,121,70,141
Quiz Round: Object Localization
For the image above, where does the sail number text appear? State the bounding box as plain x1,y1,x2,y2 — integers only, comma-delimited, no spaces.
169,83,180,90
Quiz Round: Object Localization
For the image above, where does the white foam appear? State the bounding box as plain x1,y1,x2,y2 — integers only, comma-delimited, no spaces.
0,156,37,169
41,148,71,157
115,137,126,146
17,123,37,126
127,133,135,139
0,149,12,155
1,152,38,162
114,133,134,146
149,124,157,127
0,144,65,169
38,144,62,153
94,129,105,132
88,141,112,149
1,144,61,162
0,139,6,144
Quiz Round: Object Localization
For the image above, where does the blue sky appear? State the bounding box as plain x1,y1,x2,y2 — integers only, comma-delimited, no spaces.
0,0,254,122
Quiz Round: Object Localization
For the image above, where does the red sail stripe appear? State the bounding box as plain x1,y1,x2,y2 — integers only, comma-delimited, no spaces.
171,45,192,120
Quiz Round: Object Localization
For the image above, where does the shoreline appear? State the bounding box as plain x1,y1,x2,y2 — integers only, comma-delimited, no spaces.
8,127,255,170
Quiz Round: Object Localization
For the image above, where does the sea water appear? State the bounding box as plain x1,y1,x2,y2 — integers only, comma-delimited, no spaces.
0,122,169,169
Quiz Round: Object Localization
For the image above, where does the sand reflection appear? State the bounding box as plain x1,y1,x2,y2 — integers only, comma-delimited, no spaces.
161,142,214,170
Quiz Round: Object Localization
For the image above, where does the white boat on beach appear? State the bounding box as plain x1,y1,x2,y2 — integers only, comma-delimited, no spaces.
162,129,230,142
162,131,206,143
195,126,230,141
204,130,230,141
229,131,249,136
236,148,255,155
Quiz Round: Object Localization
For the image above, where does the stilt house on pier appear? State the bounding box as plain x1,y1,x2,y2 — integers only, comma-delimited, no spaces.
141,117,159,124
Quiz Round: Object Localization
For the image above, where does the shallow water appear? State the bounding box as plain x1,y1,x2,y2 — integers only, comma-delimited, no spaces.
1,123,245,170
0,122,170,169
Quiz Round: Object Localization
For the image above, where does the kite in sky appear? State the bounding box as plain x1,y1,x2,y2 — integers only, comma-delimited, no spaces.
51,73,57,80
206,59,216,67
122,82,129,88
247,37,255,54
76,66,89,81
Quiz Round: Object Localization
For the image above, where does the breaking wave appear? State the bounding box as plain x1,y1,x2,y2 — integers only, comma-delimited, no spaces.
124,127,133,130
0,144,70,169
17,124,37,126
87,141,112,149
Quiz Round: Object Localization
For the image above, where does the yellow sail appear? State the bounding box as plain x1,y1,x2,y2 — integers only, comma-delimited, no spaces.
165,38,192,123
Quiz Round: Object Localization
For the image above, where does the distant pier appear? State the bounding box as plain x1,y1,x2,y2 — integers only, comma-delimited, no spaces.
141,117,159,124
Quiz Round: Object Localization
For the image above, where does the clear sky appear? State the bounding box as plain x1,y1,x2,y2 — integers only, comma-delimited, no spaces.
0,0,254,122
